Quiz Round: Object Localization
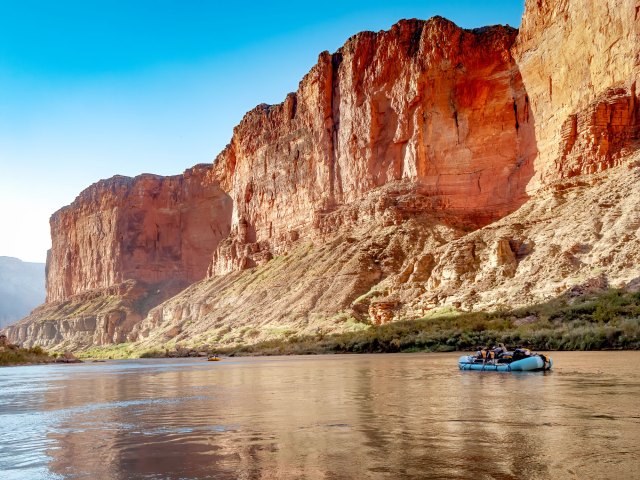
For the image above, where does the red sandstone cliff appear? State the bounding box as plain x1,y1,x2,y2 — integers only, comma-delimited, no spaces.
6,0,640,350
47,164,231,302
210,18,536,274
6,165,231,347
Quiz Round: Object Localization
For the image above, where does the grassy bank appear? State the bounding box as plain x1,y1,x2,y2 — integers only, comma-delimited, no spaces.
73,289,640,359
0,345,55,366
222,289,640,356
77,343,203,360
77,343,140,360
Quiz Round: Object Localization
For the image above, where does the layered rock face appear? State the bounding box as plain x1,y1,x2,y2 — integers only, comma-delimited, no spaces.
9,281,148,348
47,164,231,302
513,0,639,189
132,152,640,348
6,165,232,348
9,0,640,350
210,18,536,274
133,187,463,347
386,151,640,318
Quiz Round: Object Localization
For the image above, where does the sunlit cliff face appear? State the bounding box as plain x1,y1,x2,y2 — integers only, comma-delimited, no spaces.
513,0,640,190
6,0,640,350
209,18,536,275
46,165,232,303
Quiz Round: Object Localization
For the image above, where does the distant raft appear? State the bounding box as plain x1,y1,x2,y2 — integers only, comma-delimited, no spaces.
458,351,553,372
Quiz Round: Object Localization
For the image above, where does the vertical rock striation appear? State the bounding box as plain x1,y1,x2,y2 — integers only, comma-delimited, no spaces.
47,165,231,302
209,18,536,275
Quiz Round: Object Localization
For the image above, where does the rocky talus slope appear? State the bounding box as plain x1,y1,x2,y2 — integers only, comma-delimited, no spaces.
6,0,640,350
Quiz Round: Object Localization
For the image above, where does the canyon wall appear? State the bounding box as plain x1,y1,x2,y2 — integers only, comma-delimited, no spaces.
7,0,640,350
130,151,640,350
136,0,639,347
5,165,232,348
210,18,536,274
514,0,639,188
46,164,231,302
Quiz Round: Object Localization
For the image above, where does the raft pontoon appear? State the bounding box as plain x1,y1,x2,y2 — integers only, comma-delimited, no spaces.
458,352,552,372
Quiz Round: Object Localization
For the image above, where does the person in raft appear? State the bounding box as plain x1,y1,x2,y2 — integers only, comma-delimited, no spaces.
475,343,511,363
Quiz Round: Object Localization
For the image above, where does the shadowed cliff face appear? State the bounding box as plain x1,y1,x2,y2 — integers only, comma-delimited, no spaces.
46,165,232,303
8,0,640,350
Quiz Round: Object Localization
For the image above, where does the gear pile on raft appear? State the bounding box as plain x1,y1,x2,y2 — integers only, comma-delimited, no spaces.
458,344,553,372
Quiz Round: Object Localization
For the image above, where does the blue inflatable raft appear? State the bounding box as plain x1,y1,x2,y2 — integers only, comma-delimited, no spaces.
458,354,552,372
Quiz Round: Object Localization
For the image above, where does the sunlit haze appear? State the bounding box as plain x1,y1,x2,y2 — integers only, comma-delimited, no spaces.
0,0,524,262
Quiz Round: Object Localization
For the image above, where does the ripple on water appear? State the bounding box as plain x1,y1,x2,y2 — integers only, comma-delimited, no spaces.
0,353,639,479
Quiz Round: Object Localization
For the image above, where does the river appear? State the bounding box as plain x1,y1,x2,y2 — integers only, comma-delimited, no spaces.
0,352,638,479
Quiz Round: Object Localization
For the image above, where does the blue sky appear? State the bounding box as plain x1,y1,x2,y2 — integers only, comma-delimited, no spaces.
0,1,524,262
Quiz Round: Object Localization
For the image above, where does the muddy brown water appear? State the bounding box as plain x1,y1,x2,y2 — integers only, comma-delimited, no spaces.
1,352,639,479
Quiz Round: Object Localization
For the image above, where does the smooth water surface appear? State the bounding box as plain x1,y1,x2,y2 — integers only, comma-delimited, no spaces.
1,352,638,479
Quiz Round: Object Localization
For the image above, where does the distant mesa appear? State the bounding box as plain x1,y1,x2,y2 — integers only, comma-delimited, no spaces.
0,256,45,329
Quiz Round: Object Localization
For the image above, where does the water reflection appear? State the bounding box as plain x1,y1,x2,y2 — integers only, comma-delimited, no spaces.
0,353,638,479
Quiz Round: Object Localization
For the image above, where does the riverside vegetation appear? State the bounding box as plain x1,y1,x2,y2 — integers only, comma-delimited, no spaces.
0,344,54,366
8,288,639,362
221,289,640,356
96,288,640,359
5,287,634,363
0,335,83,366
